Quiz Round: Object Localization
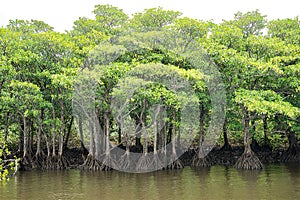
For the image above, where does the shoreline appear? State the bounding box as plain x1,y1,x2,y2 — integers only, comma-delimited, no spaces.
14,145,300,171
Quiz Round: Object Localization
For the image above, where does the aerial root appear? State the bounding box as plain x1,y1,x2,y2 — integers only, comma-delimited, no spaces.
165,154,184,170
234,149,263,170
80,154,102,170
118,152,131,170
100,154,115,171
191,155,211,168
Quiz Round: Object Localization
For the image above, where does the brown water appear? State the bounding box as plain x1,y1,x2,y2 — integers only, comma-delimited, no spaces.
1,164,300,200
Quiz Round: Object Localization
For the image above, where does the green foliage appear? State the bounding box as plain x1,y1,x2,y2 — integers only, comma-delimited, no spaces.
7,19,54,33
93,4,128,32
267,133,288,150
128,7,181,32
228,10,267,37
171,17,210,40
1,4,300,174
235,89,300,118
210,24,245,50
0,139,18,181
267,17,300,45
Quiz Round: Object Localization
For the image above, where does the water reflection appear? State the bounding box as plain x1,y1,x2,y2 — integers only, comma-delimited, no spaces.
237,168,261,182
1,165,300,200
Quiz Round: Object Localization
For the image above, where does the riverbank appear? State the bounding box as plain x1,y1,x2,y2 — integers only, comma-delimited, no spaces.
14,145,299,171
179,146,296,166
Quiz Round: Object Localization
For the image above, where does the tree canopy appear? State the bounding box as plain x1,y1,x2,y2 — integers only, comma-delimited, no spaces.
1,5,300,177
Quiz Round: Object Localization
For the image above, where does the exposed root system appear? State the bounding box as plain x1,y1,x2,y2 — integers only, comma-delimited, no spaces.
32,153,46,169
136,154,153,172
118,151,131,171
80,154,102,170
191,155,211,168
165,154,184,170
234,149,263,170
99,154,115,171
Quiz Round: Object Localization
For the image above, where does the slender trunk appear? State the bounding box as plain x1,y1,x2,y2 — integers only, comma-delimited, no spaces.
167,123,173,144
94,115,101,158
177,126,181,148
222,117,231,150
135,121,142,148
159,106,166,154
78,115,86,151
89,120,95,157
58,98,64,157
172,128,176,156
251,119,260,151
123,120,130,152
118,126,122,144
263,115,268,146
153,105,160,155
223,123,229,146
234,105,263,170
63,116,74,150
172,110,177,156
197,104,205,157
4,112,9,142
18,116,23,154
43,130,51,158
29,120,33,155
287,131,297,152
105,112,110,155
51,91,56,156
142,133,148,155
36,113,42,156
154,121,158,155
23,115,27,158
242,106,251,153
199,104,204,143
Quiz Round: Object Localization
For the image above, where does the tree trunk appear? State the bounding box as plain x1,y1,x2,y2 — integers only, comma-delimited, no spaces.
243,109,251,153
89,120,95,157
44,128,51,158
33,112,45,169
4,112,9,143
152,105,163,170
52,103,56,157
191,103,211,167
23,116,27,159
100,111,113,171
29,120,33,156
118,117,131,171
166,110,183,170
221,118,231,151
251,120,260,152
63,116,74,150
78,115,88,154
167,123,173,144
135,121,142,151
18,116,24,155
234,105,263,170
262,115,272,151
21,114,32,169
283,129,298,162
80,117,102,170
118,126,122,144
58,99,64,157
36,113,42,157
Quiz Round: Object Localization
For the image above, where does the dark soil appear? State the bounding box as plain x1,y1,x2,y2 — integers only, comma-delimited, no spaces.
14,145,300,171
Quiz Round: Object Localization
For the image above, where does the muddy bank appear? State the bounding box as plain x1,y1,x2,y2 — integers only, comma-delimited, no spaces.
59,146,299,169
14,145,299,171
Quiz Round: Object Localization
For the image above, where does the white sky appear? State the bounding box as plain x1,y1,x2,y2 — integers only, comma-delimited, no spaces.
0,0,299,32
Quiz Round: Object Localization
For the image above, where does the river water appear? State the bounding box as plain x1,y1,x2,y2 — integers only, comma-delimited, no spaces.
1,164,300,200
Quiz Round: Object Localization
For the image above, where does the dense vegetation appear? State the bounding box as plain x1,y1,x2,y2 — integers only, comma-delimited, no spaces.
1,5,300,178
